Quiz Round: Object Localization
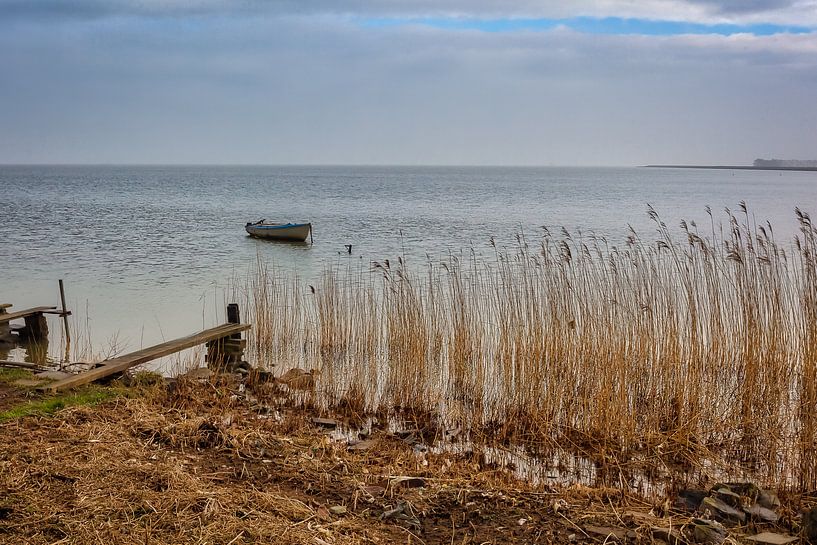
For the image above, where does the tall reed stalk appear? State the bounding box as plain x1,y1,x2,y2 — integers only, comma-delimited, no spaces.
239,207,817,490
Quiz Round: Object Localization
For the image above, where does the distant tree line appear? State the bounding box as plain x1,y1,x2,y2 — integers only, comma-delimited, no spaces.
754,158,817,168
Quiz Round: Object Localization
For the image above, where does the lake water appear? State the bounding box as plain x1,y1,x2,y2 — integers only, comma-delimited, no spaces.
1,165,815,363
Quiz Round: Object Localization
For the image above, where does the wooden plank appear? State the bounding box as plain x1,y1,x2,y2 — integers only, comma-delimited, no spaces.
0,306,57,324
0,360,46,370
42,323,251,392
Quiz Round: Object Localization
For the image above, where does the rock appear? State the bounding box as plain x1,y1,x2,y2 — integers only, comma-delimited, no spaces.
699,496,746,525
744,503,779,523
804,507,817,544
744,532,798,545
34,370,72,380
677,489,708,511
652,526,684,545
691,518,727,544
329,505,347,515
311,417,338,429
718,482,760,499
712,487,743,508
757,490,781,510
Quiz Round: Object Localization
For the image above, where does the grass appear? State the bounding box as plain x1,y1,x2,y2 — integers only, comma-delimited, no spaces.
0,367,147,423
231,205,817,492
0,388,118,422
0,367,37,383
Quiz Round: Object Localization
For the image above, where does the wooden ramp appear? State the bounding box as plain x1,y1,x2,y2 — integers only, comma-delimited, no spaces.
41,322,251,392
0,306,57,324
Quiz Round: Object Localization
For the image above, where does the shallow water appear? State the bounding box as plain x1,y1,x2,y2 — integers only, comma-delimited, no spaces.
2,165,815,363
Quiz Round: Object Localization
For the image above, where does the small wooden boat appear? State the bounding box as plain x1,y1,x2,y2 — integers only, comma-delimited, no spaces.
245,220,312,242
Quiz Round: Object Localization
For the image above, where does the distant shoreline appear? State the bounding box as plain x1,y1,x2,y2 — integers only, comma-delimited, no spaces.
644,164,817,172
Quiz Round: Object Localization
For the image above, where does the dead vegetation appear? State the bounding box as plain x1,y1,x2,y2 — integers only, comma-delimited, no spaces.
0,376,661,544
1,374,813,545
231,206,817,492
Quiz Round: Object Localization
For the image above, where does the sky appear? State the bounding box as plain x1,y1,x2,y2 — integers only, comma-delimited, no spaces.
1,0,816,166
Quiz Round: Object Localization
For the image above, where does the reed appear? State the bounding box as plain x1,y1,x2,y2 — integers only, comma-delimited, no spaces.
240,206,817,490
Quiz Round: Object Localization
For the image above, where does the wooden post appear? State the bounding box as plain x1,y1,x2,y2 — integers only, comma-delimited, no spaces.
58,279,71,363
0,304,10,340
58,280,70,339
21,313,48,341
227,303,240,339
207,304,246,369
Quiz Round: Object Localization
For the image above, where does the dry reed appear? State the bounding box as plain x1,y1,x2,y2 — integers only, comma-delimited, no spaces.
236,206,817,491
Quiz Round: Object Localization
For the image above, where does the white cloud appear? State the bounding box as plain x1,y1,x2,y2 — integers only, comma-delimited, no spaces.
0,8,815,165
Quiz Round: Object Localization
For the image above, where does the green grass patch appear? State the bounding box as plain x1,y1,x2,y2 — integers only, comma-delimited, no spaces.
0,367,34,384
0,387,119,422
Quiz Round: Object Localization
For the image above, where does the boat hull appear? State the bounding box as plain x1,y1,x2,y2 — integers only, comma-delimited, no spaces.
245,222,312,242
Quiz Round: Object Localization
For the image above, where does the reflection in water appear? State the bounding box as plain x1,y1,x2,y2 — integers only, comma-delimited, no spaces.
2,165,816,362
246,236,312,250
23,339,50,365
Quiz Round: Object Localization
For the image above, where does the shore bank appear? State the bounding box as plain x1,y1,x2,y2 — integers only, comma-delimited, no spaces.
1,369,814,544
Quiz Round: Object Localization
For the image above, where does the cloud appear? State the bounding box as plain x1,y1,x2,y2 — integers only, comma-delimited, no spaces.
0,14,815,165
2,0,817,25
686,0,799,15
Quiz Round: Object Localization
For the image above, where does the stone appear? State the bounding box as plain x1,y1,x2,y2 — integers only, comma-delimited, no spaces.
691,518,727,544
757,490,781,510
677,489,708,511
329,505,347,515
34,370,72,381
699,496,746,525
744,504,779,523
652,526,683,545
719,482,761,500
311,417,338,429
744,532,798,545
712,487,743,508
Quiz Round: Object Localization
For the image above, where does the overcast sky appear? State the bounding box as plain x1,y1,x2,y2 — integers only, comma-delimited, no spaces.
1,1,815,166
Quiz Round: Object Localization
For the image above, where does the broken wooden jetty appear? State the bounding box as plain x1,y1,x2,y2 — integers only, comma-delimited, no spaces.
42,320,251,392
0,305,58,341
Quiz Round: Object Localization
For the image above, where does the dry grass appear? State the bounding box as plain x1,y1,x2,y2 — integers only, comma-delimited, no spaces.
235,206,817,492
1,376,700,545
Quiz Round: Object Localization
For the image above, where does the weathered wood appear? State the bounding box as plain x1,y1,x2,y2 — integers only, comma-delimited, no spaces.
0,360,45,369
21,313,48,341
0,307,57,324
41,322,251,392
227,303,241,340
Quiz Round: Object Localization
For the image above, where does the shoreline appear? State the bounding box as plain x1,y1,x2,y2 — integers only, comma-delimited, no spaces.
644,164,817,172
0,370,810,544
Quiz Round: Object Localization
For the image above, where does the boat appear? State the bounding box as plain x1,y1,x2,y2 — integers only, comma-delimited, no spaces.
245,220,313,242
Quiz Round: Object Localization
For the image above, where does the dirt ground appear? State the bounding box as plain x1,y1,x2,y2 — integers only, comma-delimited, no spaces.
0,374,810,544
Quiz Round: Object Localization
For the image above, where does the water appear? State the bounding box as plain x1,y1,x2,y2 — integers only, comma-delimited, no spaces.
1,165,815,362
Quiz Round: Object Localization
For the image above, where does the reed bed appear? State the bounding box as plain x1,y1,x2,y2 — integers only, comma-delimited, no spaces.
233,205,817,491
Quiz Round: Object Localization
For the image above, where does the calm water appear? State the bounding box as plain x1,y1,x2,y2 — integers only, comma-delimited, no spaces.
1,165,815,362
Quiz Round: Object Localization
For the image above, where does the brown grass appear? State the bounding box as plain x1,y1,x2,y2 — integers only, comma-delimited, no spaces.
237,206,817,492
1,376,701,545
